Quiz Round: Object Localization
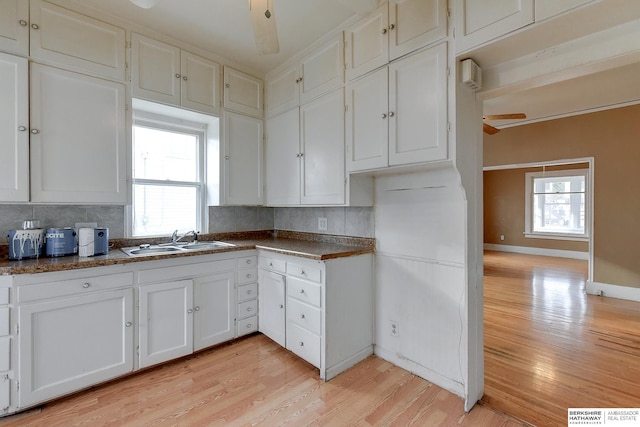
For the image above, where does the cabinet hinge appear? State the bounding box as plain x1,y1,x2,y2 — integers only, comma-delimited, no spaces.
15,380,19,392
447,8,451,18
125,40,131,49
447,67,451,77
344,104,348,113
447,122,451,132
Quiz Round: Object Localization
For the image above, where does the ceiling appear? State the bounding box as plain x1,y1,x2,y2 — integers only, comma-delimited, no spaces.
55,0,362,75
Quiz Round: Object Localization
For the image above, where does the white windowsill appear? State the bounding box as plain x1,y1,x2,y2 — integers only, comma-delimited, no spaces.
523,232,589,242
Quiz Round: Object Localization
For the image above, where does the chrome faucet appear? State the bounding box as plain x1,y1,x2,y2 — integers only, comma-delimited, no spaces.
171,230,198,244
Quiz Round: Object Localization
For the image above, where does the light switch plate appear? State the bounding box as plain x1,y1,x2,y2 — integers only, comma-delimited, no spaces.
318,217,328,231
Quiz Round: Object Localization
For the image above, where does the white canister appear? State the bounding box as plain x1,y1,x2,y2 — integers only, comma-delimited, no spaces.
78,228,95,257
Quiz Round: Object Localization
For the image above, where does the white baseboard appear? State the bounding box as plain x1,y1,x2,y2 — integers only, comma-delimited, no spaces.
586,281,640,302
483,243,588,260
324,346,373,381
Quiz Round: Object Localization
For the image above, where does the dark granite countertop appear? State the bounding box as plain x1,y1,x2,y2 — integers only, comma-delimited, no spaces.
0,230,375,275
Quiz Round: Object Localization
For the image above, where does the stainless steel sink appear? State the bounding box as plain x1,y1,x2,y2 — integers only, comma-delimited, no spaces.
121,241,235,257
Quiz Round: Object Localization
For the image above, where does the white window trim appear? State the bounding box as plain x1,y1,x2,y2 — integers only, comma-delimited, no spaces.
524,168,589,242
129,114,208,238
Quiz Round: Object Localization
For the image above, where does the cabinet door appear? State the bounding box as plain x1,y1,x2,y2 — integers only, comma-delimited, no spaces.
258,270,285,347
0,0,29,56
30,64,127,203
265,108,300,206
300,88,345,205
193,272,235,351
18,288,134,408
455,0,534,53
345,3,389,81
300,33,344,104
139,280,193,369
29,0,126,81
131,33,181,105
389,0,447,60
181,51,221,115
223,67,263,117
0,52,28,202
389,43,447,165
223,112,263,205
266,64,299,118
536,0,592,21
346,67,389,172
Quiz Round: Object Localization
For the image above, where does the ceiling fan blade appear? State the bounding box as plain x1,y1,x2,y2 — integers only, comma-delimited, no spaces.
250,0,279,54
483,113,526,121
483,122,500,135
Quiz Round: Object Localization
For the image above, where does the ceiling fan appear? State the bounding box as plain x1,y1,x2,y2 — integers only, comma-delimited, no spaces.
483,113,526,135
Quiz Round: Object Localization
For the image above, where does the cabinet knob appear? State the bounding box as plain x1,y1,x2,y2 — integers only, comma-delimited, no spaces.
381,28,387,34
299,289,305,294
389,111,395,117
175,73,181,79
247,290,253,295
194,306,200,311
31,23,39,30
31,129,40,134
225,83,230,88
279,304,284,309
269,262,273,267
388,24,395,30
381,113,387,119
187,308,193,314
246,273,252,279
18,126,27,132
299,341,304,347
19,20,28,27
246,323,252,328
246,307,253,312
82,283,90,288
300,314,305,319
225,155,230,160
125,322,133,327
182,75,188,81
246,259,252,264
300,270,306,276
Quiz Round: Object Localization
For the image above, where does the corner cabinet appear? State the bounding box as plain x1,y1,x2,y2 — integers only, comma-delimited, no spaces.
346,43,448,172
30,63,127,203
257,251,373,381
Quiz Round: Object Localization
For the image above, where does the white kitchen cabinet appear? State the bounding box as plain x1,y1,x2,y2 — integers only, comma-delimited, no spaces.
0,0,29,56
29,63,127,203
30,0,126,81
265,108,300,205
139,279,193,368
0,52,28,202
345,0,447,81
222,112,263,205
300,88,345,205
347,43,448,172
454,0,534,53
18,287,134,408
193,272,235,351
236,255,259,337
257,251,374,380
131,33,220,115
223,67,263,118
266,33,345,119
535,0,593,21
0,282,11,415
258,266,286,347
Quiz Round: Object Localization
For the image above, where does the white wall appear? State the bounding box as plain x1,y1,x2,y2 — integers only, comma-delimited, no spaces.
374,168,467,396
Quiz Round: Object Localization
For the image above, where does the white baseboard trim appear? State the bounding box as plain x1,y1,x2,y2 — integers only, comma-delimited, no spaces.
483,243,589,260
586,281,640,302
324,346,373,381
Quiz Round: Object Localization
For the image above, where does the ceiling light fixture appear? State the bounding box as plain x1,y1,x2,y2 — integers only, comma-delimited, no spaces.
129,0,161,9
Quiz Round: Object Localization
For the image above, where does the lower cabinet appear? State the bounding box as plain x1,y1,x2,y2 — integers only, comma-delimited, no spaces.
18,287,134,408
258,269,286,347
194,272,235,351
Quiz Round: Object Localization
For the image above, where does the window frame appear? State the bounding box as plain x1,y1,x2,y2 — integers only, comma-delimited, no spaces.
524,168,589,241
129,113,208,238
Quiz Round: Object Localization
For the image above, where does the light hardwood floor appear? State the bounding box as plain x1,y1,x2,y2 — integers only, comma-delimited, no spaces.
483,251,640,427
1,334,523,426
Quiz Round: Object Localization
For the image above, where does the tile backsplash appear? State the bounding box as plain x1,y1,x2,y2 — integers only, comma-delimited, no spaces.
0,204,375,243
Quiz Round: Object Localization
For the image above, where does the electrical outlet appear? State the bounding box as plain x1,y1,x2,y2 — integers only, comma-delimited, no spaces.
318,217,328,231
500,234,505,241
390,321,399,337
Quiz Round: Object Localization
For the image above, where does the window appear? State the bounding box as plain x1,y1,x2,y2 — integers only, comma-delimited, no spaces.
131,118,206,237
525,169,589,240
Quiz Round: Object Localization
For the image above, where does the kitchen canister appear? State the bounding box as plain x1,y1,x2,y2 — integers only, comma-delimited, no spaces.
45,228,78,257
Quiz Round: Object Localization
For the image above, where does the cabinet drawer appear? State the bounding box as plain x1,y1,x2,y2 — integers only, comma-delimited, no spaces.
287,276,321,307
0,337,9,371
17,272,134,303
286,323,320,368
238,299,258,319
287,262,321,283
259,256,286,274
0,288,9,305
287,297,321,335
237,316,258,336
237,283,258,302
0,308,9,337
237,268,258,285
237,255,258,269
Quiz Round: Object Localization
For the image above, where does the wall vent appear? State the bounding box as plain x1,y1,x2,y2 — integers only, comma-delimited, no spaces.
461,58,482,91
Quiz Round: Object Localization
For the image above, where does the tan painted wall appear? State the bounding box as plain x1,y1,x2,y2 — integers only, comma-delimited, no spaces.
484,104,640,288
484,165,589,252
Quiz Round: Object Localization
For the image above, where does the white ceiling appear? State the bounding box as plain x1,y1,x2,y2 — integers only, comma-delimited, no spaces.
55,0,361,75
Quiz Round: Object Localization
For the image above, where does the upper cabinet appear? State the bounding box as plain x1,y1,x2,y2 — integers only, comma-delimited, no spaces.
454,0,534,53
266,33,344,118
223,67,263,118
0,0,29,56
345,0,447,81
131,33,221,115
